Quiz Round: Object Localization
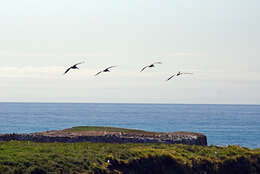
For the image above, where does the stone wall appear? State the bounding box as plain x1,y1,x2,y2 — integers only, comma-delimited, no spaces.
0,132,207,146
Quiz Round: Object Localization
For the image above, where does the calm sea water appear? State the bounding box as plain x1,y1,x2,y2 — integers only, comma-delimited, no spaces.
0,103,259,148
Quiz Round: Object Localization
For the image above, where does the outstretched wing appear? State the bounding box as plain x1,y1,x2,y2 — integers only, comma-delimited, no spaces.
153,62,162,64
106,66,117,70
95,71,103,76
166,75,175,81
64,67,72,75
140,65,148,72
74,61,85,66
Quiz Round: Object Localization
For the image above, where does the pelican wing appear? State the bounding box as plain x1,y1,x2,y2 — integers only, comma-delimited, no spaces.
74,61,85,66
64,67,71,75
106,66,117,70
140,66,148,72
95,71,103,76
166,75,175,81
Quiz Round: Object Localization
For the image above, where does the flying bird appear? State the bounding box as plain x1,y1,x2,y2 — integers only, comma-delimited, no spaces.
140,62,162,72
64,61,85,75
95,66,117,76
166,71,193,81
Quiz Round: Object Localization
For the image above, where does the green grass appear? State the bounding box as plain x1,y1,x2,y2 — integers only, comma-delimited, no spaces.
66,126,155,134
0,141,259,174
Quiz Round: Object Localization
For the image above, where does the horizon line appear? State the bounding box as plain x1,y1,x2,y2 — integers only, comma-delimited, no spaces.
0,101,259,106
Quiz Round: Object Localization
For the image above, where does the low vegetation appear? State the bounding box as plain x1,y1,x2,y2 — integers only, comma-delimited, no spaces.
0,141,259,174
65,126,157,135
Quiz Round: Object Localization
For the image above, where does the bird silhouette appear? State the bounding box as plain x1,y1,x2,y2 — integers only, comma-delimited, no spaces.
166,71,193,81
95,66,117,76
140,62,162,72
64,62,85,75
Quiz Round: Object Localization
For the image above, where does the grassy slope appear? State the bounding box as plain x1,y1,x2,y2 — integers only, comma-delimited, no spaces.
64,126,204,137
0,141,259,174
65,126,156,135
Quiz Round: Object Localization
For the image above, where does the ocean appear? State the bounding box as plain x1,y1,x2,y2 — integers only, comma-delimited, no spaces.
0,103,259,148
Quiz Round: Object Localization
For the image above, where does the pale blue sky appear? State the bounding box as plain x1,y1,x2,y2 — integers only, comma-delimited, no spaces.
0,0,259,104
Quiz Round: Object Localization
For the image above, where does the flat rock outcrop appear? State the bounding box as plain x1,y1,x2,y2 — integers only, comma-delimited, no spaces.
0,127,207,146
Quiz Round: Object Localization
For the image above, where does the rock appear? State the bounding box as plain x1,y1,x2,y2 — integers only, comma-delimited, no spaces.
0,127,207,146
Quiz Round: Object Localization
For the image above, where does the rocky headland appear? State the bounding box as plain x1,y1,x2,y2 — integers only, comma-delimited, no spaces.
0,126,207,146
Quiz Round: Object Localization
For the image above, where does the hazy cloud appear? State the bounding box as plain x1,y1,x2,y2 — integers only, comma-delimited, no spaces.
0,66,64,78
0,50,108,57
167,52,200,57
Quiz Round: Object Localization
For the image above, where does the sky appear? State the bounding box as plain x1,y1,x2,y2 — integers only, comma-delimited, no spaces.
0,0,259,104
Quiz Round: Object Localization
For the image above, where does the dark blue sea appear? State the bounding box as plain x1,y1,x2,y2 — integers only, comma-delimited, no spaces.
0,103,259,148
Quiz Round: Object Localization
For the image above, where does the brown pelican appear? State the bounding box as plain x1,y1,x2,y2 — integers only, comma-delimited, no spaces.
95,66,117,76
140,62,162,72
64,61,85,75
166,71,193,81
